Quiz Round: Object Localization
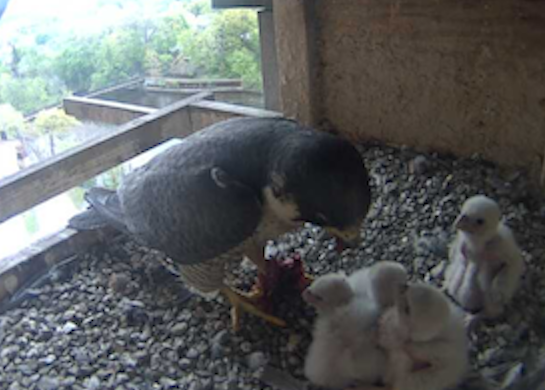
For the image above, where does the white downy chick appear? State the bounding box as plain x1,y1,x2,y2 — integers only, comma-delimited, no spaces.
446,195,524,319
303,268,390,389
379,283,469,390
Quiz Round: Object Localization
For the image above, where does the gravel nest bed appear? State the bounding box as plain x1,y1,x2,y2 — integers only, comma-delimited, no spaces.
1,143,545,390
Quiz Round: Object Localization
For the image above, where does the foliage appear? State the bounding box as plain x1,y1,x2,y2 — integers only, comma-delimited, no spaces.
68,187,87,210
31,108,80,137
91,25,149,90
97,165,126,189
185,0,212,17
181,9,262,89
24,211,39,235
0,0,263,115
145,12,189,75
0,73,54,114
0,104,25,138
54,36,100,92
17,46,54,79
29,108,81,155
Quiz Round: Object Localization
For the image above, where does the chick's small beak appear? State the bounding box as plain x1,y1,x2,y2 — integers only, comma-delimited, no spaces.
302,288,321,306
454,214,471,232
326,226,361,252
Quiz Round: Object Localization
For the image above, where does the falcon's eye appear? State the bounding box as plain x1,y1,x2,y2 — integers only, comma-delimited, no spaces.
476,218,485,226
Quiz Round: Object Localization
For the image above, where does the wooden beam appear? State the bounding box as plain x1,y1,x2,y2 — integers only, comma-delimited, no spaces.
259,9,280,111
64,95,156,125
212,0,272,9
273,0,318,126
0,228,117,299
189,100,282,131
85,77,143,98
0,92,211,224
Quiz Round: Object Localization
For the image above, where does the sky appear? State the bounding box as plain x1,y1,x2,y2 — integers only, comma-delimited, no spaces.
0,0,8,21
0,0,188,62
0,0,185,46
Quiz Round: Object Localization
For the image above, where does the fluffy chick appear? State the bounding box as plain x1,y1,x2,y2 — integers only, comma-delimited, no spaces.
303,272,386,389
378,283,469,390
303,262,409,389
349,261,409,308
446,195,525,319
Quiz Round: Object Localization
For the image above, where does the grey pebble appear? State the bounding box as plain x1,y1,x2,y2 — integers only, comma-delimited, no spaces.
171,322,188,336
37,376,60,390
59,321,78,334
85,375,101,390
160,377,178,388
240,341,252,354
247,351,268,369
0,143,544,390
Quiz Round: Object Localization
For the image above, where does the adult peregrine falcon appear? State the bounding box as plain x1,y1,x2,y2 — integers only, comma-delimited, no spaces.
70,117,372,328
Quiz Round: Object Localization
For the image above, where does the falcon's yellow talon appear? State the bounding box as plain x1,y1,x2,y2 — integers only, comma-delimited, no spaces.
222,287,287,330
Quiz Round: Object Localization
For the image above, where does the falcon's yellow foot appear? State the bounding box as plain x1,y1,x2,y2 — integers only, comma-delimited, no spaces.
221,287,287,331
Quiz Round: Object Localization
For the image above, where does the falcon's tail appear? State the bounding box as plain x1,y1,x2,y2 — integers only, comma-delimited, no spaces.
68,187,129,234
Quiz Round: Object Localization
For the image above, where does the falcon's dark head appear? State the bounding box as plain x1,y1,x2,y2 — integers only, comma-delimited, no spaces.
266,129,371,248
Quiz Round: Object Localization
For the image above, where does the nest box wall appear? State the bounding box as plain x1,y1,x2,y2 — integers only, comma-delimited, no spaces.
273,0,545,184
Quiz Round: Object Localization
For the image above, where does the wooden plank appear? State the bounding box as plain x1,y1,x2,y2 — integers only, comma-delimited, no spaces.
64,95,157,125
189,100,283,131
259,9,280,111
0,227,119,307
65,95,157,115
145,86,243,94
146,77,243,88
0,91,211,224
273,0,318,126
212,0,272,9
85,77,143,98
190,100,282,118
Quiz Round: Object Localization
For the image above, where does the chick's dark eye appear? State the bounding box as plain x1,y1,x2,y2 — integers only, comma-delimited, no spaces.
476,218,485,225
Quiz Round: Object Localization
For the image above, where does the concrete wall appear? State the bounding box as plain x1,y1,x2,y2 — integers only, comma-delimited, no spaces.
275,0,545,184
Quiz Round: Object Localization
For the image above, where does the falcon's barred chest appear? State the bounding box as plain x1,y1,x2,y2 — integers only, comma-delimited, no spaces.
177,191,301,294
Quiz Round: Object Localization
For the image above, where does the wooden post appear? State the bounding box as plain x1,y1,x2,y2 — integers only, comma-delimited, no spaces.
259,9,280,111
273,0,318,126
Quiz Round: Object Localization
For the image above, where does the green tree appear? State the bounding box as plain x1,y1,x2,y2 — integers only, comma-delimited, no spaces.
185,0,212,17
54,36,100,92
0,104,25,139
17,46,53,79
30,108,80,155
90,25,147,90
0,73,53,114
181,9,262,89
146,12,190,74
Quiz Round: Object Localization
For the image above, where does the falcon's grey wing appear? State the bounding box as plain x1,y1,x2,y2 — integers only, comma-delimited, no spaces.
68,187,129,233
120,164,262,266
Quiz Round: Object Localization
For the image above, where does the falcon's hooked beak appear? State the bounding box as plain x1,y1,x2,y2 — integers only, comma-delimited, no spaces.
326,226,361,252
